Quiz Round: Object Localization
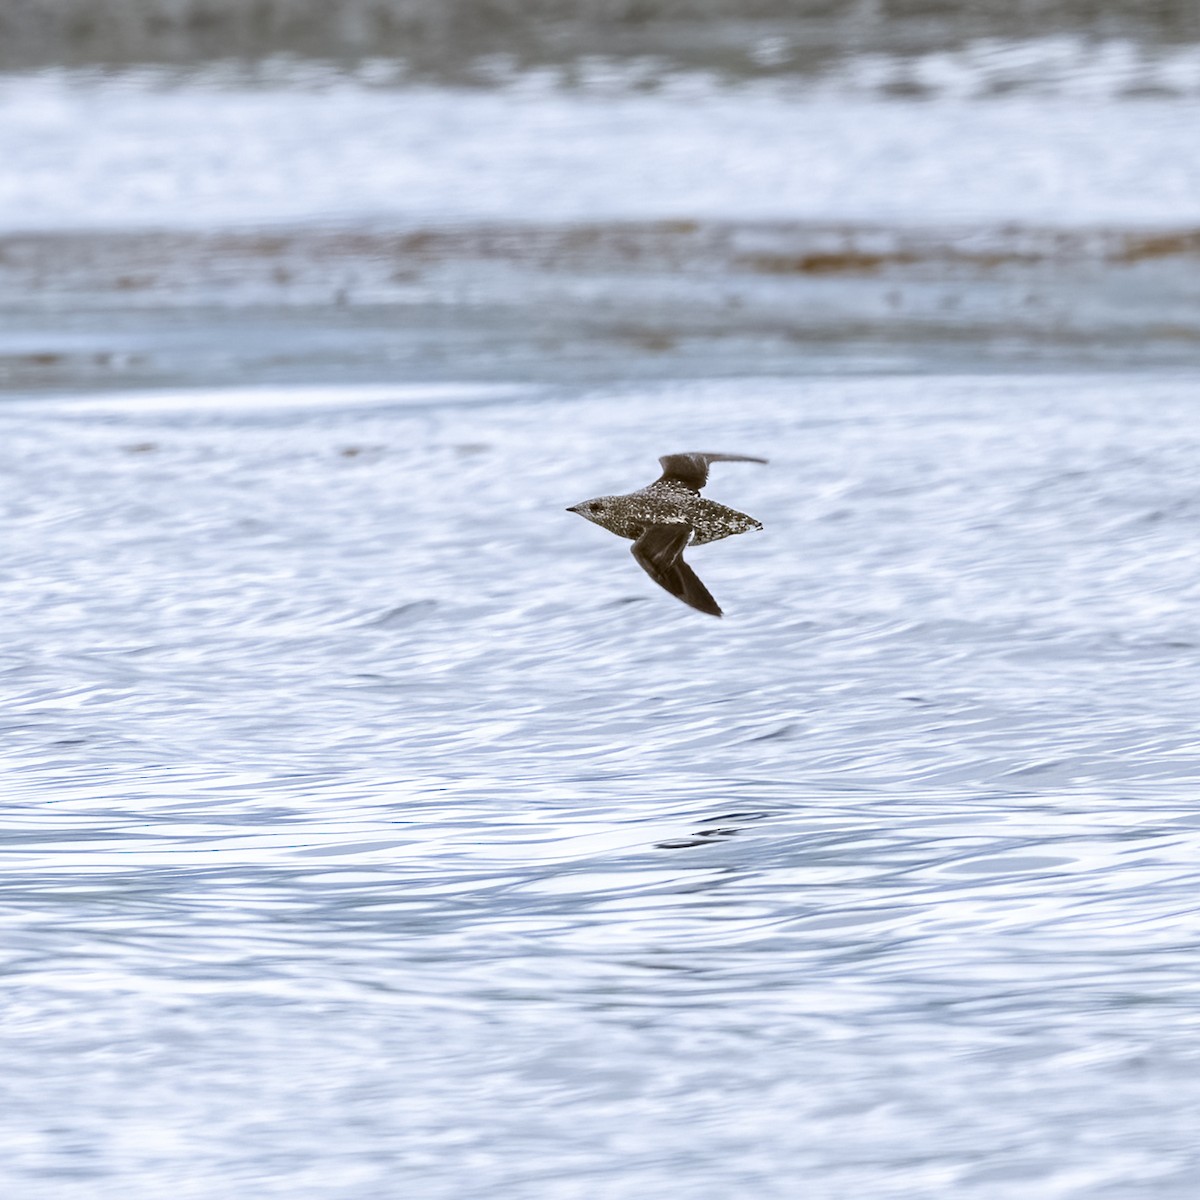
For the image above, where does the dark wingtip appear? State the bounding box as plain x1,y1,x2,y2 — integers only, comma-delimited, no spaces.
690,596,723,618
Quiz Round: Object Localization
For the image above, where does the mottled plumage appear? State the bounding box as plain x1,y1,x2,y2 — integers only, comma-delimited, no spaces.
567,452,767,616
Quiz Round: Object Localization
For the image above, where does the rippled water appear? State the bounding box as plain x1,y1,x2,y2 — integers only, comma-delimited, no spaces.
4,374,1200,1197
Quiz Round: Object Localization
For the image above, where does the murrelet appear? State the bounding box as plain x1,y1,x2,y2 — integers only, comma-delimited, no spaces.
567,452,767,616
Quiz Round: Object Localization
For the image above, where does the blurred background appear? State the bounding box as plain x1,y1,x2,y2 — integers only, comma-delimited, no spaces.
3,0,1200,390
4,4,1200,1200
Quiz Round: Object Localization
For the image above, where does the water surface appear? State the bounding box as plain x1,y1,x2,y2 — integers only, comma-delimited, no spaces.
4,375,1200,1197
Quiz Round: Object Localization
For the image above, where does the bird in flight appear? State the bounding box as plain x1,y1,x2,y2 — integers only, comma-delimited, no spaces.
567,452,767,617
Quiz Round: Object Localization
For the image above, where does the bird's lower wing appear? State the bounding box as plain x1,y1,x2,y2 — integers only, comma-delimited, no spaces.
631,524,722,617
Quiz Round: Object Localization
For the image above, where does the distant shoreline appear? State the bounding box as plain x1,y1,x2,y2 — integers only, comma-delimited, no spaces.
3,2,1200,75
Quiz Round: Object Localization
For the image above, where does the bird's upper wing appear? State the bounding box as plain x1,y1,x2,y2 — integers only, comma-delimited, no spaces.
655,452,768,493
630,524,722,617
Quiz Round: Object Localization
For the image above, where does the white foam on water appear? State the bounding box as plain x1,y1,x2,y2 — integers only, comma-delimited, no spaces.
1,67,1199,233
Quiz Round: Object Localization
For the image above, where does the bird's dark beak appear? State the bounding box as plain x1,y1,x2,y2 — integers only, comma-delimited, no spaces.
565,504,579,514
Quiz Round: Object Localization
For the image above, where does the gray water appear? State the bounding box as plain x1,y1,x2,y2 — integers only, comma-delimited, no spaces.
4,27,1200,1196
5,374,1200,1197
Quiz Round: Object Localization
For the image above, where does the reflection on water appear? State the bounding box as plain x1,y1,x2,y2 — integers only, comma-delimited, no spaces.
3,376,1200,1197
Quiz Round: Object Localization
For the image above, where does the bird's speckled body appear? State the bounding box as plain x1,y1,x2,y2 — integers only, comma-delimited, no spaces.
579,482,762,546
567,452,767,617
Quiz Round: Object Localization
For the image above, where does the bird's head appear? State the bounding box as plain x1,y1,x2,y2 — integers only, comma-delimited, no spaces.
566,495,618,529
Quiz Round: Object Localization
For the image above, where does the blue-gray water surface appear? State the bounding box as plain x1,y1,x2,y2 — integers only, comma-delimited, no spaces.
3,374,1200,1197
